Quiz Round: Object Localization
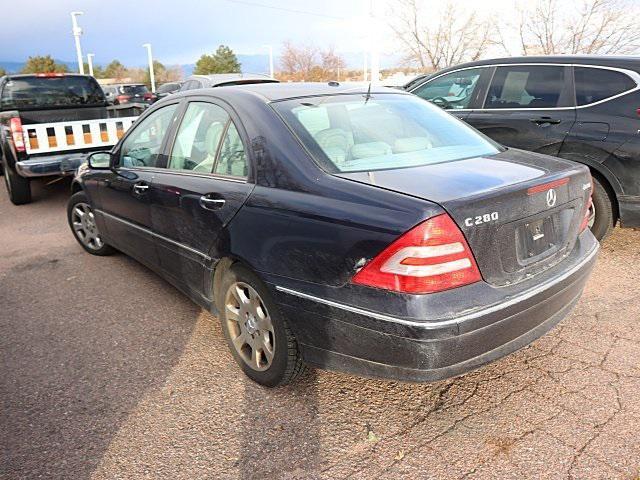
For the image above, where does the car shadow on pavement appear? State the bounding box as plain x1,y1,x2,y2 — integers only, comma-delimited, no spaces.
0,179,202,480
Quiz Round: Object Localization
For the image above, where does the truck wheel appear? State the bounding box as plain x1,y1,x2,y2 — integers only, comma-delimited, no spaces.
3,162,31,205
67,191,115,256
219,264,306,387
589,176,615,241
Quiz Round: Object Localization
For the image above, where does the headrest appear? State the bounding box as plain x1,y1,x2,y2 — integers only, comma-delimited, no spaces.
350,142,392,159
393,137,432,153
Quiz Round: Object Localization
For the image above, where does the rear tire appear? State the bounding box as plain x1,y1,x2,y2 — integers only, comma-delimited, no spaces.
218,264,306,387
67,191,115,256
589,176,615,241
3,159,31,205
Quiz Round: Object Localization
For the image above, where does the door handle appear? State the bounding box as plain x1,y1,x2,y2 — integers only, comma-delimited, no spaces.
529,117,562,126
132,183,149,194
199,196,226,210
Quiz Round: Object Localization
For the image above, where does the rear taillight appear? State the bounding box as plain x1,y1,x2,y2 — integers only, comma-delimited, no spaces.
351,214,482,294
35,73,64,77
143,92,156,100
9,117,26,152
580,177,594,232
116,95,130,103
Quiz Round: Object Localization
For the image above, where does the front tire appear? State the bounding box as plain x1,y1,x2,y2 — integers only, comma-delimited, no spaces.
219,264,306,387
589,176,615,241
67,191,115,256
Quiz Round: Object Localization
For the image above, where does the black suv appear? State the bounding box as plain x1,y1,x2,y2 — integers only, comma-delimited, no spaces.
407,56,640,240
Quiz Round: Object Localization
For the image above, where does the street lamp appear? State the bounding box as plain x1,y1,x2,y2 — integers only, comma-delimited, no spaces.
70,11,85,74
262,44,274,79
87,53,95,77
142,43,156,93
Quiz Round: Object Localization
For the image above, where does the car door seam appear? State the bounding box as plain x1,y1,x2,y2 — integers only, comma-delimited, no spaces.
96,208,212,261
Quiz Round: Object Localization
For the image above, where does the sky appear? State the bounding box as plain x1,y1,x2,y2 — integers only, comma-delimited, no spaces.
0,0,382,66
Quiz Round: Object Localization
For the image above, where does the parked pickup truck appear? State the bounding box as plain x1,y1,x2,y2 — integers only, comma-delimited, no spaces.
0,73,137,204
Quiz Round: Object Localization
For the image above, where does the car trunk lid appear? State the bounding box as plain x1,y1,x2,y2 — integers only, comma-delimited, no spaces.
337,149,592,286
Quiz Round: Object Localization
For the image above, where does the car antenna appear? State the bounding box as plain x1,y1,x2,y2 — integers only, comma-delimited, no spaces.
364,82,372,103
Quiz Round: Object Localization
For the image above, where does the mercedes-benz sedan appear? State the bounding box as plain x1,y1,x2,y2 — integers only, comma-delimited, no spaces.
67,83,599,387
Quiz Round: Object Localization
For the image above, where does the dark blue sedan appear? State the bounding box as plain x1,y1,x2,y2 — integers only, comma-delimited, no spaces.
68,83,599,386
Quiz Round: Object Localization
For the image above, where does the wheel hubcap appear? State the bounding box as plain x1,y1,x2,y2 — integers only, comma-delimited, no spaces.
224,282,275,372
71,202,104,250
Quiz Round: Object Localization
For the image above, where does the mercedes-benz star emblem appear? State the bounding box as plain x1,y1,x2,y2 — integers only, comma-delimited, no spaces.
546,188,557,208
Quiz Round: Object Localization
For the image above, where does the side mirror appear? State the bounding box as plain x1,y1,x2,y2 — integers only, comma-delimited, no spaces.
87,151,113,170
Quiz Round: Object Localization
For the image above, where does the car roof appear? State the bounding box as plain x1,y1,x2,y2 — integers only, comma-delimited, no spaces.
187,73,276,86
179,82,408,102
435,55,640,75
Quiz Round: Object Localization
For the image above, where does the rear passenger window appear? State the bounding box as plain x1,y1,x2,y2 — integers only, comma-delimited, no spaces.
214,123,249,177
485,66,569,109
574,67,636,106
169,102,229,173
168,101,248,177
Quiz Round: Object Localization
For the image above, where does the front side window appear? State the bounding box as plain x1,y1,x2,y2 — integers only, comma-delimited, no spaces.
485,66,568,109
274,94,501,173
574,67,636,106
119,104,177,168
412,68,482,110
168,102,229,173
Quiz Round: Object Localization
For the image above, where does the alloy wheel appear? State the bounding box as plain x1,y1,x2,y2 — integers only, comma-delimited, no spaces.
588,202,596,230
224,282,275,372
71,202,104,251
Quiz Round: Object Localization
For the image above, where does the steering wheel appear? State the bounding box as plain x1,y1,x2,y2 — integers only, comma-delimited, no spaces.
430,97,452,109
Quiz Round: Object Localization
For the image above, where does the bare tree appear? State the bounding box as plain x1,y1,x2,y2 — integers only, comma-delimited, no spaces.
320,47,347,77
279,42,347,81
280,41,319,81
389,0,497,70
510,0,640,55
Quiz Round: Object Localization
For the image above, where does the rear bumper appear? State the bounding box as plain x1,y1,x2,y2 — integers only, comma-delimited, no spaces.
15,153,86,177
271,232,599,382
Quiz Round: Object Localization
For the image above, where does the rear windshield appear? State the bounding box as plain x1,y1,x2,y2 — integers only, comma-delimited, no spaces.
273,93,501,173
120,85,148,95
1,75,105,110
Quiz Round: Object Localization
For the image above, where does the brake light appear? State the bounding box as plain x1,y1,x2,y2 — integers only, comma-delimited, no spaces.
143,92,156,100
527,177,570,195
116,95,130,103
35,73,64,77
580,178,594,232
9,117,26,152
351,214,482,294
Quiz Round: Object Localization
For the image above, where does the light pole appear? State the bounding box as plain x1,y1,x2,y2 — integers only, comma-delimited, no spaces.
368,0,380,84
263,44,274,78
87,53,95,77
142,43,156,93
70,11,85,74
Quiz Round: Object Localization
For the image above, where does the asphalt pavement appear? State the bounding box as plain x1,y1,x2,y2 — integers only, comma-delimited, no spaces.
1,178,640,480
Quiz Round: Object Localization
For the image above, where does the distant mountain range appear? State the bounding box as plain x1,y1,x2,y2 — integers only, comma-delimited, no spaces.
1,53,404,76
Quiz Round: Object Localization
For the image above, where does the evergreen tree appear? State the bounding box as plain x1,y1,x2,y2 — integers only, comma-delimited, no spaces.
193,45,241,75
20,55,68,74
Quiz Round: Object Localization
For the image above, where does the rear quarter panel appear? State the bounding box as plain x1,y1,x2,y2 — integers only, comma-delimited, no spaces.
209,94,443,287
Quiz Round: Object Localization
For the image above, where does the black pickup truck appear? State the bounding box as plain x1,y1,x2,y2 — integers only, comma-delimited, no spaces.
0,73,138,205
